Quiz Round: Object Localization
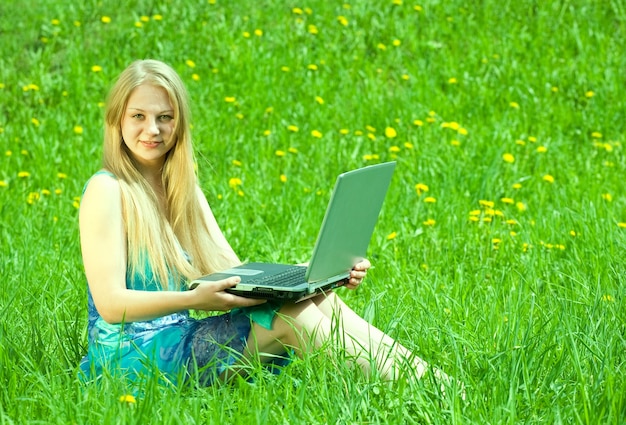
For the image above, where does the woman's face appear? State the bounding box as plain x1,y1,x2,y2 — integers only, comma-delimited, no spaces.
121,84,176,172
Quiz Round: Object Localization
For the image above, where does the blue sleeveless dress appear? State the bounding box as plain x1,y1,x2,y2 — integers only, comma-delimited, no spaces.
79,171,286,386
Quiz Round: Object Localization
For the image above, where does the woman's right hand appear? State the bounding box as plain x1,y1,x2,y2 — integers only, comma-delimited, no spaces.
188,276,266,311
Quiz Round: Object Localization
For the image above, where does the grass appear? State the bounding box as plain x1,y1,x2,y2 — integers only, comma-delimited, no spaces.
1,0,625,423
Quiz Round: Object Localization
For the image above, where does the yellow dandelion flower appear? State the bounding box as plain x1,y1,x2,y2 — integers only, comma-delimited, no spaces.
280,174,287,183
339,129,350,135
602,193,613,202
275,150,286,157
404,142,414,149
54,188,62,195
602,294,614,302
337,15,348,26
363,154,380,161
450,140,461,147
57,172,67,179
74,126,83,134
413,119,423,127
415,183,429,195
91,65,102,72
101,16,111,23
263,130,271,136
423,218,436,226
585,90,595,98
569,230,577,237
307,64,318,71
386,231,397,240
479,200,494,208
551,86,558,92
254,29,263,37
292,7,303,14
469,210,481,216
288,147,298,154
243,31,251,38
512,183,522,189
367,133,376,141
392,39,401,47
185,59,196,68
153,14,163,20
232,159,242,167
448,77,457,84
536,146,547,153
516,202,527,211
134,21,143,28
287,125,299,132
354,130,363,136
468,216,479,222
5,150,11,156
281,66,290,72
543,174,555,183
502,153,515,163
192,74,200,81
31,118,40,127
377,43,387,50
311,130,323,138
424,196,436,203
505,219,518,225
0,180,7,187
51,19,60,25
509,101,519,109
27,192,40,204
591,131,602,139
618,222,626,229
308,25,318,35
18,171,30,178
228,177,242,189
225,97,237,103
458,127,468,135
384,127,397,138
389,146,401,153
402,74,410,80
516,139,526,146
501,197,514,204
315,96,324,105
528,136,537,143
119,394,136,404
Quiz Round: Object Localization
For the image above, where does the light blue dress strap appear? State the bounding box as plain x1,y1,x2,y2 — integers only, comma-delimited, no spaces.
82,170,117,196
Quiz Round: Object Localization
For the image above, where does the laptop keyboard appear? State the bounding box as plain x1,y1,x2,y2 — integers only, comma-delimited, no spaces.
249,266,307,287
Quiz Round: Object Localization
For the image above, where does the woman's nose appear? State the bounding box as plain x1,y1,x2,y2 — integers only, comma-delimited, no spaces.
144,117,160,135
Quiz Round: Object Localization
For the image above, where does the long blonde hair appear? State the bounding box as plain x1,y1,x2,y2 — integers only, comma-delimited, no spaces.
102,59,236,289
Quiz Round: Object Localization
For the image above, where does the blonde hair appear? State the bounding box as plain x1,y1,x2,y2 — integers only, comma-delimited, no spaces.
102,59,237,289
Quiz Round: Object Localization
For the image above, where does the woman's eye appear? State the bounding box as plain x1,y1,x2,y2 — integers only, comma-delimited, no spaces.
159,115,173,122
133,114,144,119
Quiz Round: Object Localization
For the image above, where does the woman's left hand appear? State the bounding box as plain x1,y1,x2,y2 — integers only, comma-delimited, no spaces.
345,258,371,290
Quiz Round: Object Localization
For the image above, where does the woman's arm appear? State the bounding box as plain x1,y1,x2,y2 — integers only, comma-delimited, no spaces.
79,174,261,324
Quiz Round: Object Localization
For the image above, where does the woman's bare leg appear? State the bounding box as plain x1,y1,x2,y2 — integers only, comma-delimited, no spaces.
309,292,429,380
240,299,385,377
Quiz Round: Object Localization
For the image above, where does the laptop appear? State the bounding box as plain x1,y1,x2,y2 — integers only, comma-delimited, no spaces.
189,161,396,302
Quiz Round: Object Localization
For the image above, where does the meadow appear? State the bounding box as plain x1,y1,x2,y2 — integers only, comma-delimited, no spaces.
1,0,625,423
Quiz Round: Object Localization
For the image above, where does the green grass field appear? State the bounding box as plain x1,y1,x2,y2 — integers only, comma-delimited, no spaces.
1,0,625,423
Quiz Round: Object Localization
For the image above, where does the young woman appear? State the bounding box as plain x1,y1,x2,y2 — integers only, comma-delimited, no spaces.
79,59,445,388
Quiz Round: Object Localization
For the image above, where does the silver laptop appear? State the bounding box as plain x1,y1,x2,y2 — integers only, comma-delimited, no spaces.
190,162,396,302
